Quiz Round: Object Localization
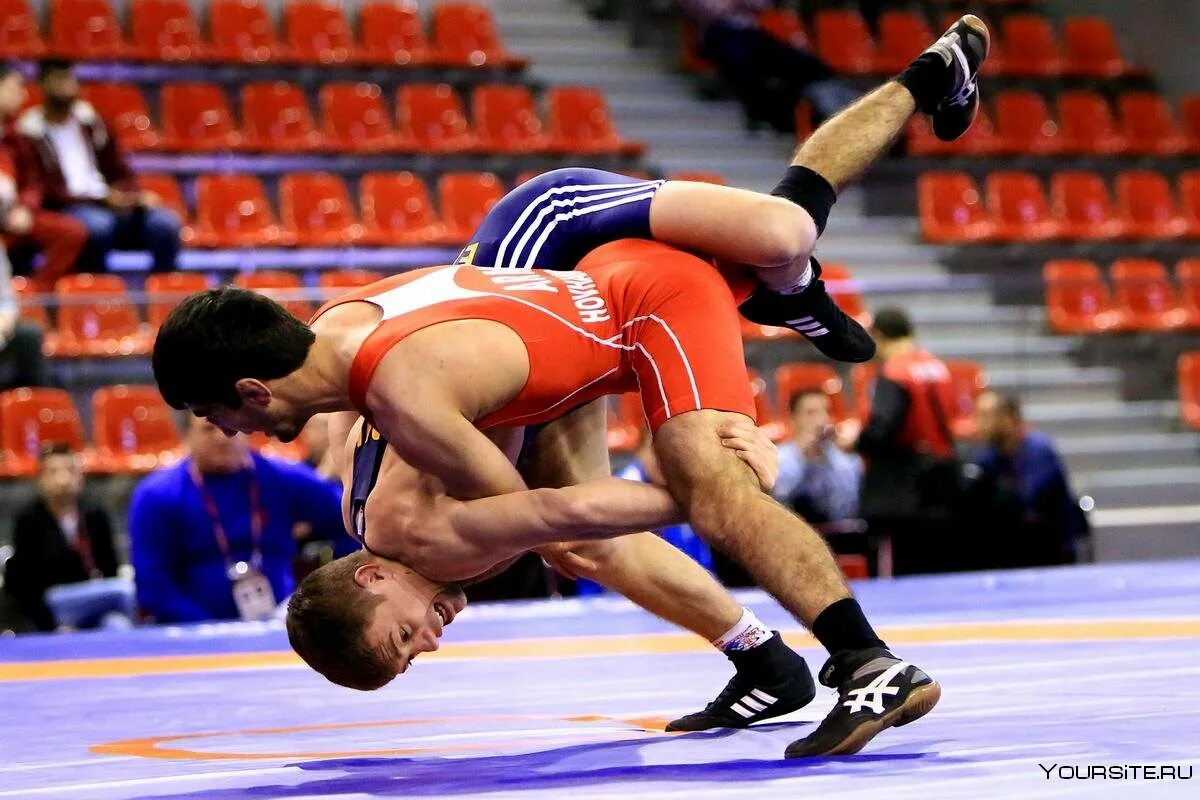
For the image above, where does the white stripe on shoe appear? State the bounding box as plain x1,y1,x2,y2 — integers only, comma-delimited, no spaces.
750,689,779,704
729,702,755,719
740,696,767,713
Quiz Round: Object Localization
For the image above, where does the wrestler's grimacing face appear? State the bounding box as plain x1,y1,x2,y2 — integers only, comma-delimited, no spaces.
361,566,468,677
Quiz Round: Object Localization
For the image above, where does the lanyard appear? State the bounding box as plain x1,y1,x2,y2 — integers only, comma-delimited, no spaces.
187,456,264,572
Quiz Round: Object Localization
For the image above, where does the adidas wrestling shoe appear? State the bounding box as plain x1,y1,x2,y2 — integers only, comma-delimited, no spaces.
784,647,940,757
666,639,816,732
926,15,991,142
739,256,876,363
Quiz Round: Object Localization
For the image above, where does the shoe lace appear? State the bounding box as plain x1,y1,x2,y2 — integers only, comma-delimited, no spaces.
946,78,976,108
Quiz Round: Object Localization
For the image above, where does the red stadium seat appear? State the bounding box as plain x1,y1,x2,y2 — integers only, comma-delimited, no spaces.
1115,171,1188,239
986,172,1061,242
874,10,932,73
814,9,878,74
850,362,877,421
209,0,286,63
81,83,160,151
606,392,644,453
1043,259,1125,334
1117,92,1189,156
285,0,355,65
0,389,86,477
757,8,808,49
235,270,313,319
747,369,786,441
10,276,52,330
438,172,505,243
320,82,404,153
431,2,527,69
358,0,431,66
993,90,1061,155
53,274,150,357
1063,16,1129,77
1179,352,1200,429
130,0,205,61
1056,91,1126,155
999,14,1064,76
545,87,644,156
917,172,995,243
945,359,989,437
1179,171,1200,238
1175,260,1200,328
472,84,548,154
319,269,380,293
821,262,872,327
160,83,242,151
136,174,193,242
0,0,47,57
1181,95,1200,155
240,82,324,152
1111,258,1189,331
49,0,128,59
1049,171,1125,240
360,172,450,245
907,106,998,156
91,385,182,473
145,271,211,331
193,175,294,247
279,172,363,246
774,363,848,423
396,84,477,154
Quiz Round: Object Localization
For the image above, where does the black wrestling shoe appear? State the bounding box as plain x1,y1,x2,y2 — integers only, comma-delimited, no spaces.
666,641,816,732
926,15,991,141
738,257,876,363
784,647,941,758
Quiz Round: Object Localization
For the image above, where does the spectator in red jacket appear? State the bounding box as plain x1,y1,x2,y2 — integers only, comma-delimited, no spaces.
16,61,179,274
0,63,87,290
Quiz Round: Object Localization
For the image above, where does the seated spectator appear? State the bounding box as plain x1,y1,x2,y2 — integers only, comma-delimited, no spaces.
967,390,1091,568
128,415,344,624
3,443,121,631
0,247,46,390
17,61,179,274
0,63,87,289
773,389,862,524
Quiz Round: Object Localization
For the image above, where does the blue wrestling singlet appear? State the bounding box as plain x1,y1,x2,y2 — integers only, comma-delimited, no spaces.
349,421,387,555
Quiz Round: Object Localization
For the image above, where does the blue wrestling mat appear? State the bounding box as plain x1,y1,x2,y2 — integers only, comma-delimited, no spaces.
2,561,1199,799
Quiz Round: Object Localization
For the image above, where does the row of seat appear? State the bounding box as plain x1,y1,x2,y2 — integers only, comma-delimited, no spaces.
1178,353,1200,431
1045,259,1200,334
909,90,1200,157
919,170,1200,243
0,0,526,68
685,9,1135,79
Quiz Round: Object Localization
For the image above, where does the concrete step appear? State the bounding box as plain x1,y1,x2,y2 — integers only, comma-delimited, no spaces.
1024,400,1179,436
1057,432,1200,471
1091,506,1200,561
1083,469,1200,508
985,365,1123,404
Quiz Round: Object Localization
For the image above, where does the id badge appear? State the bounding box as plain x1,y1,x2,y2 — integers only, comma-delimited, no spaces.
229,562,276,620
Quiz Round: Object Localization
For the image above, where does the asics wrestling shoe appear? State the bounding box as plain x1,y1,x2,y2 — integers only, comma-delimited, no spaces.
784,647,941,757
739,256,876,363
666,638,816,732
926,15,991,141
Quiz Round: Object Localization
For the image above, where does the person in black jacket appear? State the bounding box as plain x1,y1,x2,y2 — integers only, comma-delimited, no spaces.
3,443,118,631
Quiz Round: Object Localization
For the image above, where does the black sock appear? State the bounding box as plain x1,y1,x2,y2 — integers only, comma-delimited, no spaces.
727,632,800,684
811,598,887,655
895,53,953,114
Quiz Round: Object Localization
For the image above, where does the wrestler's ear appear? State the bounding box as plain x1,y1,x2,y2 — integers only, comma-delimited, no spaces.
234,378,272,408
353,562,386,588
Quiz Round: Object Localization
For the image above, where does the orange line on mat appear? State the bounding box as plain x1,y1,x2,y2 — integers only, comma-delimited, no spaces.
3,618,1198,683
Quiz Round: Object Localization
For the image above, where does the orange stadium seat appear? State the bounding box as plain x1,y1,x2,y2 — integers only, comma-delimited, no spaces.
606,393,644,453
1056,91,1126,155
431,2,527,69
1115,171,1188,240
285,0,355,65
774,363,848,423
136,173,193,242
1049,171,1125,240
240,82,323,152
1111,258,1188,331
874,10,932,73
439,172,504,243
999,14,1064,76
1179,353,1200,430
145,271,211,331
748,369,787,441
279,172,363,246
209,0,286,63
235,270,313,319
396,84,477,154
472,84,548,154
0,0,46,57
917,172,995,243
49,0,128,59
358,0,431,66
814,9,878,74
160,83,242,151
81,83,160,151
0,389,86,478
319,269,380,293
993,90,1061,155
193,175,294,247
1178,171,1200,237
130,0,205,61
945,359,989,437
320,82,403,153
1063,16,1129,77
545,87,644,156
1117,92,1189,156
907,106,998,156
1174,260,1200,327
820,263,871,328
360,172,449,245
986,172,1061,242
91,385,182,473
10,276,52,330
53,274,150,357
1043,259,1125,334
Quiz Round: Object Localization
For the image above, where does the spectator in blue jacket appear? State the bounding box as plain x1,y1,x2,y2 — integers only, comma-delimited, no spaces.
128,415,345,624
